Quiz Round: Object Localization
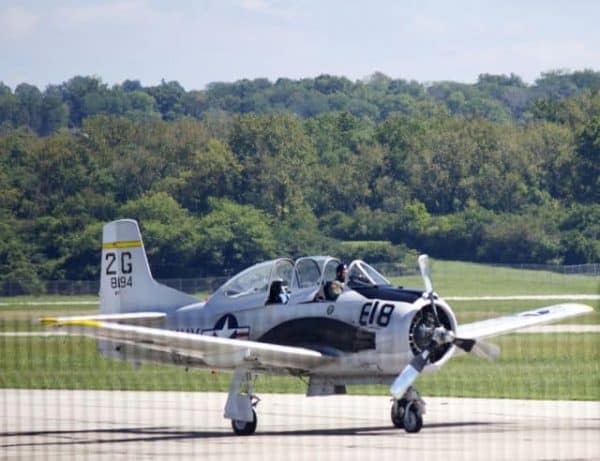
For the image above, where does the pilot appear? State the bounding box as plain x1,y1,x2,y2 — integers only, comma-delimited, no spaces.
325,263,347,301
267,279,289,305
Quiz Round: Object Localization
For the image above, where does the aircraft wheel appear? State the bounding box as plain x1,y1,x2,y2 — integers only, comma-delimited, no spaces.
231,409,257,436
390,399,406,428
403,402,423,433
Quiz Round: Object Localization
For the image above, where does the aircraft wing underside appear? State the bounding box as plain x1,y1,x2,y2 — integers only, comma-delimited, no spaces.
41,316,332,372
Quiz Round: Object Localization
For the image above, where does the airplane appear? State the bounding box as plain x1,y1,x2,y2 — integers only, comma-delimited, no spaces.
41,219,593,435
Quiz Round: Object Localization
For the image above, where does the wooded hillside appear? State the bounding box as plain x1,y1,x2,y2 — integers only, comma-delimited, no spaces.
0,70,598,291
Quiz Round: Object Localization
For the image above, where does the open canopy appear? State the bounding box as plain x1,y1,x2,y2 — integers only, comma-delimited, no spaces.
208,256,392,309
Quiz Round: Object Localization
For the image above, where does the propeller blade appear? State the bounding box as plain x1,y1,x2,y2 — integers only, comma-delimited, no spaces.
453,337,476,351
469,340,501,361
418,254,433,294
390,349,430,399
418,254,440,325
454,337,501,361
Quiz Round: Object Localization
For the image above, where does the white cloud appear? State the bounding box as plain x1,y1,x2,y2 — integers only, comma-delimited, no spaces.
404,14,449,36
53,0,150,26
1,0,599,89
237,0,269,12
227,0,300,21
0,5,40,39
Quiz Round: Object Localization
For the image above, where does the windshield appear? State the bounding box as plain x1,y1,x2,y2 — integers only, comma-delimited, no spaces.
347,260,390,287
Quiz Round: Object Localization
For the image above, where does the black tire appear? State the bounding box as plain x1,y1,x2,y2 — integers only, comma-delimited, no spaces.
231,409,257,436
403,403,423,433
390,399,406,429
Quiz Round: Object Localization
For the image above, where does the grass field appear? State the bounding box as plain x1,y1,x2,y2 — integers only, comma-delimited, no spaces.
1,260,598,400
1,334,598,400
390,260,599,298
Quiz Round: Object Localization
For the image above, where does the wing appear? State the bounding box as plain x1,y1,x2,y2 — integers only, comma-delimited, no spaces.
456,303,593,340
41,316,331,372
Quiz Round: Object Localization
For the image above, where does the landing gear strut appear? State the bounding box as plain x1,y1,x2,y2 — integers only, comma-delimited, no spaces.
225,369,260,436
391,387,424,433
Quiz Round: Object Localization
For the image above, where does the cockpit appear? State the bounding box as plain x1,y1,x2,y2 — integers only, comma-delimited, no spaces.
207,256,393,311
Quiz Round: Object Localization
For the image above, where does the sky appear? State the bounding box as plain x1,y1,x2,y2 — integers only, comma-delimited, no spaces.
1,0,599,91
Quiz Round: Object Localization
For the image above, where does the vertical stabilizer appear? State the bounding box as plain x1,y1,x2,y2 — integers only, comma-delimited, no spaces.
100,219,198,314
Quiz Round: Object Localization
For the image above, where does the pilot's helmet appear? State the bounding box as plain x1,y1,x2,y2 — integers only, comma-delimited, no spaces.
271,278,283,290
336,263,348,280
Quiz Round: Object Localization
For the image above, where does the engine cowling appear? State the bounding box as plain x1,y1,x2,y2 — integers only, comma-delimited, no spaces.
408,297,457,365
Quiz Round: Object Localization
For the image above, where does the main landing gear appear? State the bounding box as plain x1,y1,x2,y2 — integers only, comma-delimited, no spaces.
390,387,425,433
225,369,260,436
224,372,425,435
231,407,258,436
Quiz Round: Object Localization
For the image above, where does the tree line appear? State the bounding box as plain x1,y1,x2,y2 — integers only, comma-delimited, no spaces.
0,71,598,292
2,70,600,135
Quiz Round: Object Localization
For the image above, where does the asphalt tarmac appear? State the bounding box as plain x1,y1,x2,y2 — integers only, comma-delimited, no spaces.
1,390,598,460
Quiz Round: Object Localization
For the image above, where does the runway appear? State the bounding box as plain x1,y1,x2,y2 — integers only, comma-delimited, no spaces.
1,390,598,460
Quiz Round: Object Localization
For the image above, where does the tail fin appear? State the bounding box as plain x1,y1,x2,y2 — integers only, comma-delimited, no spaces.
100,219,198,314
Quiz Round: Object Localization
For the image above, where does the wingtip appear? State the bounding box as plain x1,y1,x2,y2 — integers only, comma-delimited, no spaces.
39,317,59,326
566,303,595,314
38,317,103,328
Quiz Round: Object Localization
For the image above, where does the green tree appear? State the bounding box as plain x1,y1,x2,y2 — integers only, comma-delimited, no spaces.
40,94,68,135
574,116,600,203
15,83,43,132
229,113,317,218
59,75,107,126
0,211,44,294
560,204,600,264
197,199,277,274
158,138,241,214
146,80,186,120
120,192,202,277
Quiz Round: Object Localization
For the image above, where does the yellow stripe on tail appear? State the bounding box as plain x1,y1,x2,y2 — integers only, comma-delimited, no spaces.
102,240,142,250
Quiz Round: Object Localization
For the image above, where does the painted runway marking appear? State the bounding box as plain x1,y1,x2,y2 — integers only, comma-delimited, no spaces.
1,294,598,307
0,301,98,306
0,331,71,336
446,294,600,301
518,324,600,333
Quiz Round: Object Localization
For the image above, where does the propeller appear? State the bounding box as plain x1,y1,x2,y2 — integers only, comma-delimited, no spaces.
390,254,500,400
417,254,433,295
454,337,500,361
418,254,439,325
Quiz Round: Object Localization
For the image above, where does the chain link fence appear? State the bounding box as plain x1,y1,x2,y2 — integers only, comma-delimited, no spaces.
0,264,598,297
0,277,228,297
491,263,600,275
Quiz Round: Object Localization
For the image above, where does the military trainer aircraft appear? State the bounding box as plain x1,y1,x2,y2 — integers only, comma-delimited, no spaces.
42,219,593,435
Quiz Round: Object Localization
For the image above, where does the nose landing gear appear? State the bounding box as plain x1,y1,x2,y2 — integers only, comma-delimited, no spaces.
391,387,425,433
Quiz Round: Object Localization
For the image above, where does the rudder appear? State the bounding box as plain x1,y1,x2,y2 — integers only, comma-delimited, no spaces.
100,219,198,314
